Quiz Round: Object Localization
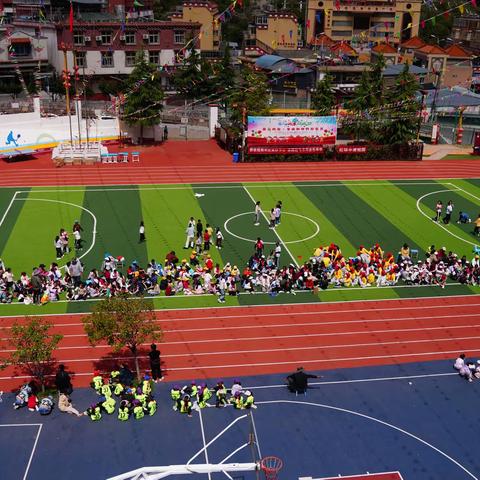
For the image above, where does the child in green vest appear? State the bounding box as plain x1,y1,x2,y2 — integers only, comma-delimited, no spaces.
147,396,157,416
87,403,102,421
118,400,130,421
91,371,103,394
102,396,116,414
133,400,144,419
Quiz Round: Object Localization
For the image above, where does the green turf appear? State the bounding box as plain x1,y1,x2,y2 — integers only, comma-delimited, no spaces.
1,180,480,316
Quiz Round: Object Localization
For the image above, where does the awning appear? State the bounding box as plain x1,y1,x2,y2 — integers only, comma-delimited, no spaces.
10,38,31,44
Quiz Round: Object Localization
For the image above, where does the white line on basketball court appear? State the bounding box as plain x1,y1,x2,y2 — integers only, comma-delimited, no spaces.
257,400,478,480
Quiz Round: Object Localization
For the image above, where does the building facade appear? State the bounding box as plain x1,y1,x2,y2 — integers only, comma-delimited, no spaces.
452,15,480,54
169,1,220,53
54,20,200,82
244,11,299,56
306,0,421,47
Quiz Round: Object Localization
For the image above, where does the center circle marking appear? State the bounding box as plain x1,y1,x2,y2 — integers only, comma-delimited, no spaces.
224,211,320,245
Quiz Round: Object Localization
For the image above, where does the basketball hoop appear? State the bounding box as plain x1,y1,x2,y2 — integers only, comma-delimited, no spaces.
260,456,283,480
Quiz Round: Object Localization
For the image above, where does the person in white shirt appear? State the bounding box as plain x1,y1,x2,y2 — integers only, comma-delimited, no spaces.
139,221,145,243
254,201,261,226
443,201,454,225
184,223,195,249
454,354,466,370
274,242,282,268
73,229,82,250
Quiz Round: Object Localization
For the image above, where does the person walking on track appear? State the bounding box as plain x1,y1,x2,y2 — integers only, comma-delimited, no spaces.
148,344,164,383
254,201,261,226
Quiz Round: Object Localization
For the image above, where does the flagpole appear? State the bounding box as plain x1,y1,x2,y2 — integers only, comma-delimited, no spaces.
62,44,74,147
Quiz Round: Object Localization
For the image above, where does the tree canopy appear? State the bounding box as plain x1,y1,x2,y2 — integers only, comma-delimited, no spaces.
122,51,165,143
7,316,63,391
229,67,271,129
83,296,161,380
311,73,335,116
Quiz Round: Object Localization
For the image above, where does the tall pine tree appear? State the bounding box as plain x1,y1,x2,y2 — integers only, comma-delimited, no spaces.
311,72,335,116
122,52,164,144
229,67,271,130
381,63,420,144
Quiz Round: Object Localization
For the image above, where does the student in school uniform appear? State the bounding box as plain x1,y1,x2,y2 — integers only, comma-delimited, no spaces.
215,227,224,249
269,209,276,229
254,201,261,226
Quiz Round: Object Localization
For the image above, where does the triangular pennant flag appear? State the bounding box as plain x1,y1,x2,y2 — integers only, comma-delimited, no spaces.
431,17,436,26
443,11,449,19
421,20,425,29
407,22,412,29
306,19,311,29
458,4,465,13
472,0,477,7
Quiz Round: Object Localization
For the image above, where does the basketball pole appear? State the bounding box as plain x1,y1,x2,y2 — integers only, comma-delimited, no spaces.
248,411,261,480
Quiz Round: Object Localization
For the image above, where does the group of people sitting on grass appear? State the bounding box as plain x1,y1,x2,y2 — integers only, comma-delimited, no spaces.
170,380,256,417
2,240,480,304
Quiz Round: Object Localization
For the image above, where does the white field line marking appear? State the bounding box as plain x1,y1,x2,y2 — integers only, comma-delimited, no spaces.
249,372,458,390
1,297,479,325
3,319,477,342
0,190,19,228
23,423,42,480
4,176,480,189
0,280,474,308
257,400,478,480
0,370,460,384
416,185,478,247
13,197,98,265
0,423,43,427
243,185,299,267
453,185,480,203
5,182,455,194
2,333,479,356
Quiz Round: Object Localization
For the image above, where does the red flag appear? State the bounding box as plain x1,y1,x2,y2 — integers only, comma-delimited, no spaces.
443,11,449,19
306,19,311,29
421,20,425,29
69,1,74,33
472,0,477,7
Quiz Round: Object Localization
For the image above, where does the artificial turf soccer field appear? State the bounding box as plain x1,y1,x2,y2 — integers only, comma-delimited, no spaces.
1,178,480,315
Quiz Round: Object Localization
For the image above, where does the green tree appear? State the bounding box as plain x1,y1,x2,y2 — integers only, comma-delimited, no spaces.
229,67,271,129
345,55,386,142
213,45,236,109
380,63,420,144
7,317,63,392
311,72,335,116
122,51,164,144
173,46,216,100
83,296,161,380
419,6,454,45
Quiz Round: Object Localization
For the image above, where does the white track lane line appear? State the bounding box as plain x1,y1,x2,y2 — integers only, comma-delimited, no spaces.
0,191,19,228
2,297,478,324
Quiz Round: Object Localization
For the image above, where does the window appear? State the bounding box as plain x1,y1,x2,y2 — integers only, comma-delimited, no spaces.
332,20,352,27
101,51,114,68
75,51,86,68
125,51,136,67
174,30,185,44
332,30,352,37
73,32,84,46
255,15,267,25
148,32,159,44
149,51,160,64
101,31,112,45
125,31,136,45
10,41,31,57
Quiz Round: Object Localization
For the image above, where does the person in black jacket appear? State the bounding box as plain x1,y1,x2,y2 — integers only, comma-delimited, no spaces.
55,364,73,395
119,363,135,387
148,344,164,383
286,367,320,394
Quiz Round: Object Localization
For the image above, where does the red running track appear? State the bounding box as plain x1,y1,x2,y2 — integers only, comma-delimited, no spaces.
0,295,478,391
1,141,480,186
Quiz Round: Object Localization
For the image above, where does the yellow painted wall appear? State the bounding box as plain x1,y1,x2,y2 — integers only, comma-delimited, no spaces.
172,4,219,51
256,15,298,50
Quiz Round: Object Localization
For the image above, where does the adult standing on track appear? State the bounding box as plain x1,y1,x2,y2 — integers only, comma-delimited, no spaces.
148,344,164,383
55,364,73,395
254,201,261,226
